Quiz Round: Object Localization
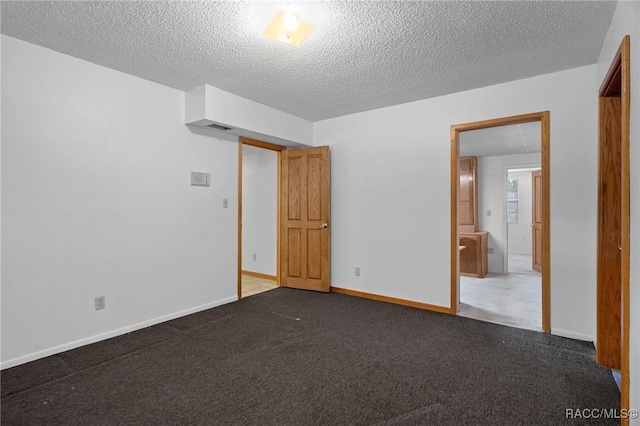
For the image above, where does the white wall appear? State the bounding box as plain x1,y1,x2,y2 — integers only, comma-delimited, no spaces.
476,153,540,273
507,170,535,255
596,1,640,422
315,64,598,341
242,147,277,276
1,36,239,367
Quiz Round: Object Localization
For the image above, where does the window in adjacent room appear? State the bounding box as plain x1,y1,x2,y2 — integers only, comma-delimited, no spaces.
507,178,519,223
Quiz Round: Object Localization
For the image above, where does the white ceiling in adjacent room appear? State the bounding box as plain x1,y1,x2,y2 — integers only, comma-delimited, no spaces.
460,122,542,158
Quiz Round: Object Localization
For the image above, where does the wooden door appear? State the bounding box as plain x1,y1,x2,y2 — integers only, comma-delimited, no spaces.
531,170,542,272
596,96,622,370
596,35,631,425
595,36,630,419
280,146,331,292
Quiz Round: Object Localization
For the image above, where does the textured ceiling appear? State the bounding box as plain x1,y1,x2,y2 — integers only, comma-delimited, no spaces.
460,122,541,158
1,1,617,122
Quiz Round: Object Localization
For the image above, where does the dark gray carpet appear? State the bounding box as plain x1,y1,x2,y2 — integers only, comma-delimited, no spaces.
1,288,619,425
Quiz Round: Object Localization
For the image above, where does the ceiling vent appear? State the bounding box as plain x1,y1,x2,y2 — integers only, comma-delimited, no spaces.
207,123,233,132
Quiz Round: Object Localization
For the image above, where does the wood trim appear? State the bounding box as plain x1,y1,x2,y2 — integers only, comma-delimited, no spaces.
452,112,545,133
325,147,332,289
239,136,286,151
280,150,290,287
450,111,551,333
450,126,459,314
237,142,243,300
619,35,630,426
276,151,282,285
331,287,452,315
540,111,551,334
241,270,277,281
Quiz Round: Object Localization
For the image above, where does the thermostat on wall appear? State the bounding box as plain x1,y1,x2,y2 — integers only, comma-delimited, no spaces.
191,172,210,187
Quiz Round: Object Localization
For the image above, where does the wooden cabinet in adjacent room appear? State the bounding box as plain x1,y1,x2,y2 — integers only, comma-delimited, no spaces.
459,231,488,278
458,156,478,233
458,156,488,278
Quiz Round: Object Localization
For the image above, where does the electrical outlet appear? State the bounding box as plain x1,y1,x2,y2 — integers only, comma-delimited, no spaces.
253,253,257,261
95,296,105,310
488,247,494,254
355,267,361,277
487,209,492,216
223,198,229,208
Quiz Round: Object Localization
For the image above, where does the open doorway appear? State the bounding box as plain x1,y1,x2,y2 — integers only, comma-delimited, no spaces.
456,126,542,331
507,167,542,276
237,138,284,299
451,112,550,333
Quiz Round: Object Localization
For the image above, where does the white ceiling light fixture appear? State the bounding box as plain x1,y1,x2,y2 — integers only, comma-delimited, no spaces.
262,8,315,47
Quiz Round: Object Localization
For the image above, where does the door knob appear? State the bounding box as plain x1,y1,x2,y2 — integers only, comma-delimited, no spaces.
618,245,622,251
320,223,330,229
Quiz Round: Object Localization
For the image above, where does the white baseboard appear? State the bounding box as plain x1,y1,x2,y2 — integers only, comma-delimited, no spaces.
0,295,238,370
551,328,594,342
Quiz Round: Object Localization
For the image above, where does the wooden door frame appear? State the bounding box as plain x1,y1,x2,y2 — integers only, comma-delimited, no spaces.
597,35,630,425
237,137,285,300
450,111,551,333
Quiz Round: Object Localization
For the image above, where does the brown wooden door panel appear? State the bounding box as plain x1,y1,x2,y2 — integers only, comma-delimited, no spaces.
533,227,543,269
287,228,302,277
532,170,543,272
287,157,302,219
307,229,322,279
307,156,322,220
281,146,330,292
